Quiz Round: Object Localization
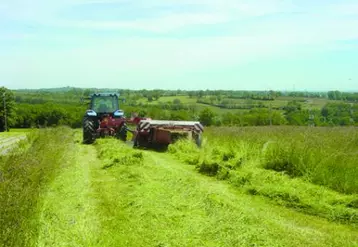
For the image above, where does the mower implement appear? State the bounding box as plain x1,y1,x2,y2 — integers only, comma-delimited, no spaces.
133,120,204,149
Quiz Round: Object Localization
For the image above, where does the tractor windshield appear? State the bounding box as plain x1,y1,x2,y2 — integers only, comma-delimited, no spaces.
91,96,119,113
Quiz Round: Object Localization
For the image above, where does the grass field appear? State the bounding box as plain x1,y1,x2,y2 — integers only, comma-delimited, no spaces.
136,95,252,114
169,126,358,224
0,130,30,155
0,128,73,246
136,95,339,110
137,95,197,104
0,127,357,247
134,95,349,118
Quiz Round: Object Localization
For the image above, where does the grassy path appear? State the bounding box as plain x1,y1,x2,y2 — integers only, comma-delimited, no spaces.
37,137,358,247
37,139,102,246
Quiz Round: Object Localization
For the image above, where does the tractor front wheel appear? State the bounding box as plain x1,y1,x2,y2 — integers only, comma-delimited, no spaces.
83,117,96,144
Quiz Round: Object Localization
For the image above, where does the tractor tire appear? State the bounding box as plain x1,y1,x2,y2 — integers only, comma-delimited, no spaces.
195,134,202,148
133,134,148,149
133,135,139,148
83,117,96,144
116,125,127,142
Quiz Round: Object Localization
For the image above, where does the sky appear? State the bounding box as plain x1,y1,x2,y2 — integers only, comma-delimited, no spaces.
0,0,357,91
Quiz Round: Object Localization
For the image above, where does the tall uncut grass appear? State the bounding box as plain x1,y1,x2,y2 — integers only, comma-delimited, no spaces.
0,127,73,247
169,126,358,225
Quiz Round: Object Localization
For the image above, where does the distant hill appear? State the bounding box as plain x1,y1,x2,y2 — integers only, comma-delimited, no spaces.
14,87,122,93
15,87,78,92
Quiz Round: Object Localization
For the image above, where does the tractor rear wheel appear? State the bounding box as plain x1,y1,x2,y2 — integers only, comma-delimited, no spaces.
83,117,96,144
116,125,127,142
133,134,149,149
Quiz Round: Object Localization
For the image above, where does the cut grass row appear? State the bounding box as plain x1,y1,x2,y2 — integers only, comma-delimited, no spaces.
0,127,74,247
92,139,358,247
168,126,358,226
36,132,102,247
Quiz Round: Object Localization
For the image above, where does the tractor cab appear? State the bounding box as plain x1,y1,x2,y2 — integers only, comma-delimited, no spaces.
86,93,124,118
91,93,118,113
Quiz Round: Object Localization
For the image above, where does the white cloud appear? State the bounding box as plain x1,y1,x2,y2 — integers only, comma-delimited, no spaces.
0,33,34,40
0,0,290,26
47,1,358,43
55,12,229,32
1,0,357,53
326,2,358,15
0,34,327,78
50,0,292,32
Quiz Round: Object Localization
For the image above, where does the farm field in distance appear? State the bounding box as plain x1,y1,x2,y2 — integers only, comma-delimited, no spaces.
0,125,357,247
10,88,358,130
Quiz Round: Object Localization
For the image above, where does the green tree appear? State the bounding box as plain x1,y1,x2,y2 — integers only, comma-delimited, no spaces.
152,90,162,101
173,99,181,105
209,96,216,104
199,108,216,126
197,90,205,98
284,100,302,113
286,111,308,125
170,110,190,121
147,95,153,102
0,87,16,131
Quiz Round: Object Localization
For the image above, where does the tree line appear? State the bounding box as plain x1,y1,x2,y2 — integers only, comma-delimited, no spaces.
1,87,358,131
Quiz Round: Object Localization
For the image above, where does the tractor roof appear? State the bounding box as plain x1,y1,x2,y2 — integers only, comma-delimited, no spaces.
90,93,120,97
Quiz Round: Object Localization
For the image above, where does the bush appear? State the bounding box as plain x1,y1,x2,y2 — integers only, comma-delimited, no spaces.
199,108,216,126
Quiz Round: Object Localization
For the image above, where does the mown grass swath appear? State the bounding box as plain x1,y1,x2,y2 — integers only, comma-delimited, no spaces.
0,127,73,247
95,139,144,169
92,138,358,247
169,126,358,225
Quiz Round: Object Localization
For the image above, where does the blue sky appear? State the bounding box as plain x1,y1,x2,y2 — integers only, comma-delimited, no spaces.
0,0,357,91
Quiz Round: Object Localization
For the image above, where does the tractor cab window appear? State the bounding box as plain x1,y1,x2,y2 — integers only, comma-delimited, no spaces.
92,96,118,113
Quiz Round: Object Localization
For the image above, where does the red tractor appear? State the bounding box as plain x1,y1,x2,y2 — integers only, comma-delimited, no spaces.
82,93,129,144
